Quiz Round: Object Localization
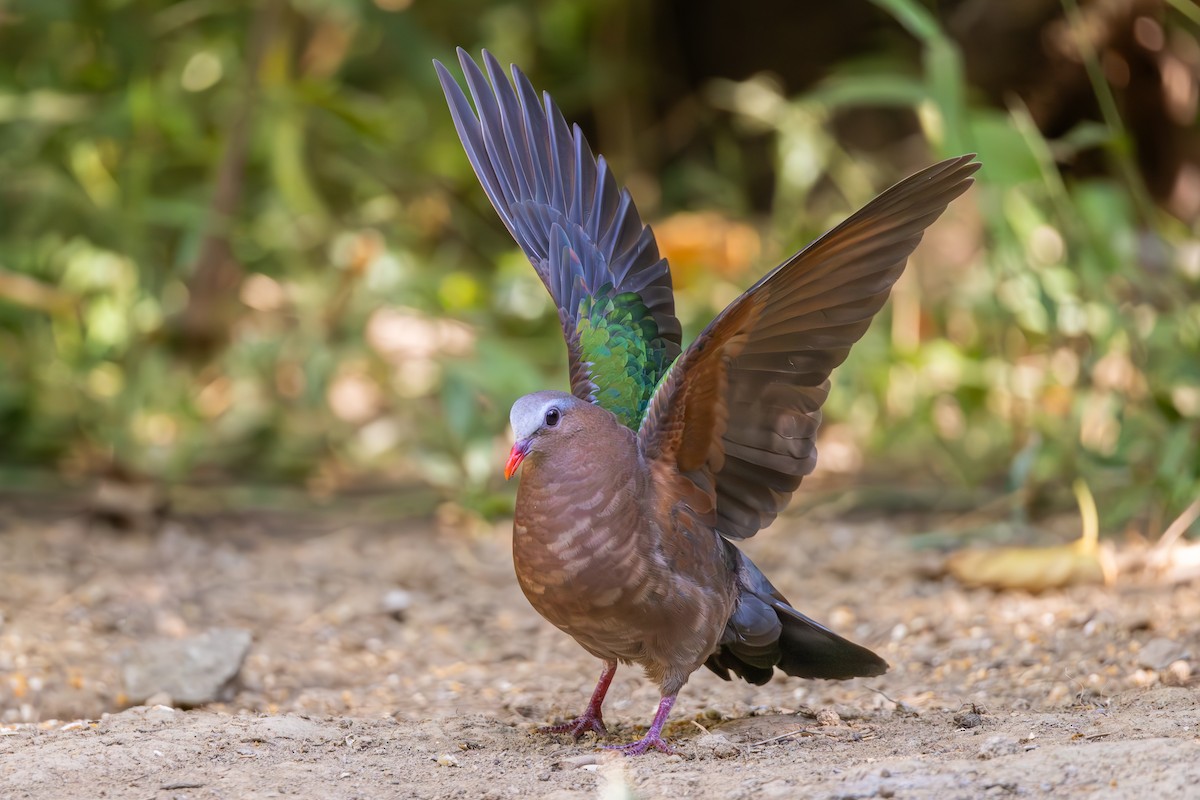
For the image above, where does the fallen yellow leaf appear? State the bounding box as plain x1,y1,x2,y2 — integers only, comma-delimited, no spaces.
945,479,1117,591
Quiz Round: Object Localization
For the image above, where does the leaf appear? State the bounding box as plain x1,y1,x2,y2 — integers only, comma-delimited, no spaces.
945,539,1110,592
945,480,1117,591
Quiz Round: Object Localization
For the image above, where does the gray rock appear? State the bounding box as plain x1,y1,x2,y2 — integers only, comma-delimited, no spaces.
122,628,252,707
1137,637,1190,670
977,735,1021,760
382,588,413,620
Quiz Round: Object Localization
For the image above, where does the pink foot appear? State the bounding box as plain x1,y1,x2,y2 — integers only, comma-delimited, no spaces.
604,693,678,757
538,661,616,741
604,732,675,756
539,711,607,739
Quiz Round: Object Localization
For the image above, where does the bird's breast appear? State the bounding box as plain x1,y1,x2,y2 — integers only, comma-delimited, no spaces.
511,454,737,675
512,463,648,601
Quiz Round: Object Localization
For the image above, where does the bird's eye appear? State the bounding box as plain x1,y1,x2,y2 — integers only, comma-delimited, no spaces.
544,408,561,427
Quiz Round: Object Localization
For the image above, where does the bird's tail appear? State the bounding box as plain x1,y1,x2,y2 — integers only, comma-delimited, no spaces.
704,543,888,685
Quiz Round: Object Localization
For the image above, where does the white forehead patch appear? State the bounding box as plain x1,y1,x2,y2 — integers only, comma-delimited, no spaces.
510,390,576,440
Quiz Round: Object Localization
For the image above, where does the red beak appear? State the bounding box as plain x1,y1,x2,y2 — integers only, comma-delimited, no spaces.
504,440,529,480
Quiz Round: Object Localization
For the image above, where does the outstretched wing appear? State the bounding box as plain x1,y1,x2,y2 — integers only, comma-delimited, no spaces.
639,155,981,539
435,49,682,430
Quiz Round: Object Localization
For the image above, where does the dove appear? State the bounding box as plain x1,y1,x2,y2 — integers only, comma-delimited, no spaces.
435,48,978,755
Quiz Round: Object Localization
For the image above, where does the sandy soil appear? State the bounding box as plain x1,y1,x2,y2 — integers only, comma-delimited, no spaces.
1,493,1198,799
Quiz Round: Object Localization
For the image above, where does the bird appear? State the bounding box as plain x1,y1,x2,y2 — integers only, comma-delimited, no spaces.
434,48,979,756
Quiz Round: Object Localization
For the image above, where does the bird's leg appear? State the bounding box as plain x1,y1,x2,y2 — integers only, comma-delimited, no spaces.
605,693,677,756
539,660,616,739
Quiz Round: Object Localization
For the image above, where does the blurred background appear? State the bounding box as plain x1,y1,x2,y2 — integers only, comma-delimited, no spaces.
0,0,1197,538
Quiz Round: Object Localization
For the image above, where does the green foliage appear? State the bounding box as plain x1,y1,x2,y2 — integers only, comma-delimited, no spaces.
0,0,1195,535
811,0,1199,531
0,0,568,506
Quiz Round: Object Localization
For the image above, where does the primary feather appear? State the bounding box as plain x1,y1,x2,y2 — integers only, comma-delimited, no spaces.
435,49,680,428
639,155,981,540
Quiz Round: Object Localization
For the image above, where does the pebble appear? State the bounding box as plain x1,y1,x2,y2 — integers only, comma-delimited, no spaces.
382,589,413,620
1163,660,1192,686
816,708,842,727
693,732,740,758
121,628,252,707
1136,637,1190,670
977,735,1021,760
953,709,984,729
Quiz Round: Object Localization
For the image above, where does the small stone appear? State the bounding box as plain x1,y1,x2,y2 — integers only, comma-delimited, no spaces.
829,606,856,630
122,629,252,707
1129,668,1157,687
1137,637,1189,670
816,708,841,727
436,753,460,767
1163,660,1192,687
144,705,177,724
953,710,984,729
693,732,740,758
977,735,1021,760
382,589,412,620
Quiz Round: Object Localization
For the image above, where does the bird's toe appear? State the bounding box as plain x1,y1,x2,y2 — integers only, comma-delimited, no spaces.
539,712,607,740
604,734,675,756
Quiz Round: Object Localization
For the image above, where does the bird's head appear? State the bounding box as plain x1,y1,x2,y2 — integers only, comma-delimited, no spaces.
505,390,586,480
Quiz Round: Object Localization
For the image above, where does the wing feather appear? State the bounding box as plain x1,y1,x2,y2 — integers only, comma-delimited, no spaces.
639,155,981,539
436,49,682,428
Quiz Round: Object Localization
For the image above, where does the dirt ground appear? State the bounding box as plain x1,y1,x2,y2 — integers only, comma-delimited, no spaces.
1,490,1198,799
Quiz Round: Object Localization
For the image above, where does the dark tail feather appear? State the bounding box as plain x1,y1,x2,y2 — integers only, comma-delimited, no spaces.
772,603,889,679
704,545,888,684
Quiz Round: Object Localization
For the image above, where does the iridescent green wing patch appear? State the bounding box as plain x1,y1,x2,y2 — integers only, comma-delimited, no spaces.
575,285,674,430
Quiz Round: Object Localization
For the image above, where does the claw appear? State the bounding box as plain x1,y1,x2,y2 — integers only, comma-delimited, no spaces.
604,732,675,755
537,661,616,741
604,693,678,757
539,711,607,740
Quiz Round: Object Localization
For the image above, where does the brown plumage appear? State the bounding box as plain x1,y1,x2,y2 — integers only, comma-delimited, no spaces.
437,49,980,755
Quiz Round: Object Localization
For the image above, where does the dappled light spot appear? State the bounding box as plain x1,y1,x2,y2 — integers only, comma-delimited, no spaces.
330,229,385,277
1027,225,1065,266
932,395,966,441
86,363,123,400
816,423,862,474
365,306,475,362
132,411,179,448
1080,394,1120,456
393,359,440,399
181,51,222,92
354,417,403,460
327,370,383,424
438,272,481,312
274,362,305,400
1133,16,1164,52
654,211,761,287
1092,347,1146,398
196,376,233,419
239,274,287,312
1171,385,1200,418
